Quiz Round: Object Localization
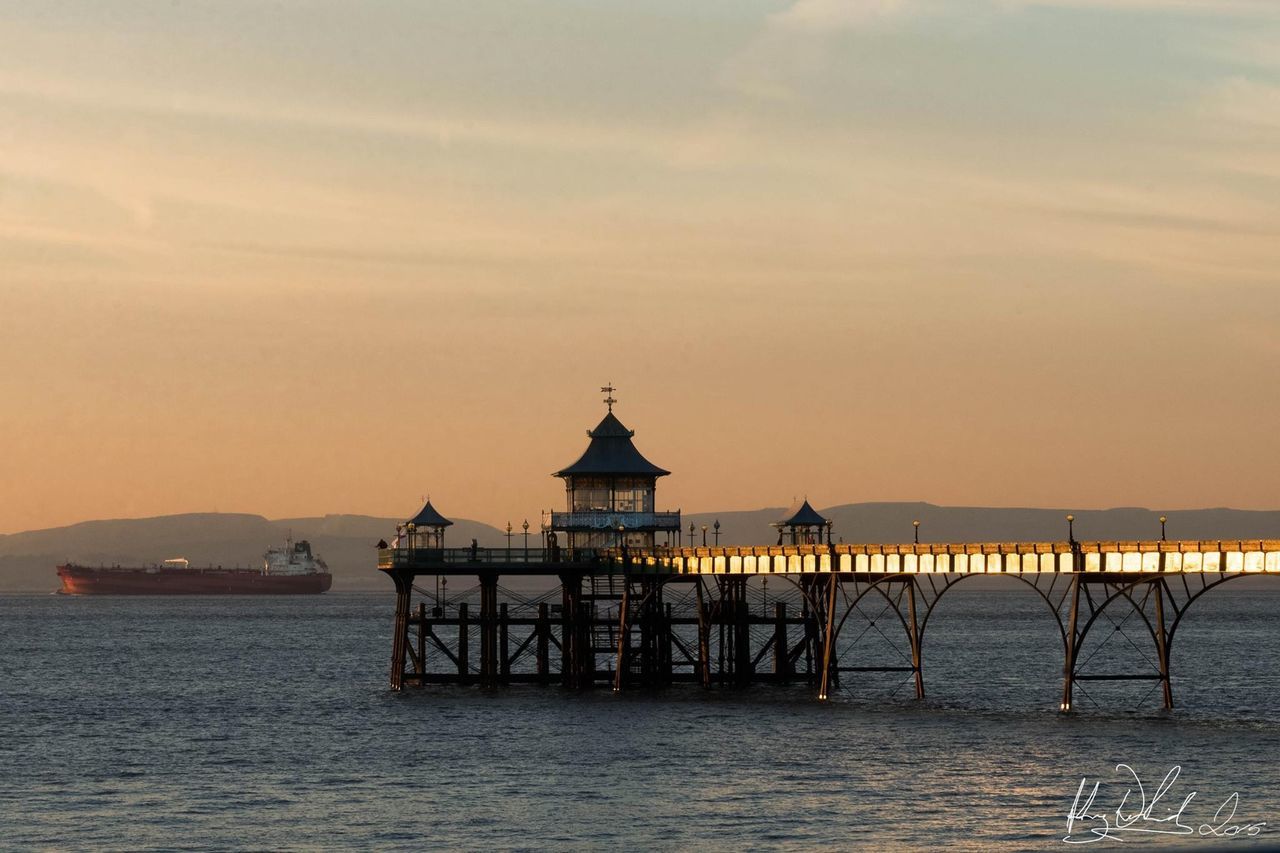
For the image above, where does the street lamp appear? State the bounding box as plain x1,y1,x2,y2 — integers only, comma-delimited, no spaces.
826,519,833,546
1066,514,1076,543
1159,515,1167,541
713,519,721,546
506,521,513,558
913,519,920,545
522,518,530,556
701,524,708,547
689,522,695,549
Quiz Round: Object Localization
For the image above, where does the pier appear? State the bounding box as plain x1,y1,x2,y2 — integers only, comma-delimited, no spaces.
379,391,1280,711
381,539,1280,710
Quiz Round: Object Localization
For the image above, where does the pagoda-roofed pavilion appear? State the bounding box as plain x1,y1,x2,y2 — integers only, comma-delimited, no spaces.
545,386,681,555
773,498,831,546
399,498,453,550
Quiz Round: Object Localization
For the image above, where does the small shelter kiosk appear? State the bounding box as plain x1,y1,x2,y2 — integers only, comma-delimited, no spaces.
773,499,830,546
399,499,453,551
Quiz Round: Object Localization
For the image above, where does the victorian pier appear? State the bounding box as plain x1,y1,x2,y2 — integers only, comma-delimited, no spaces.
379,392,1279,712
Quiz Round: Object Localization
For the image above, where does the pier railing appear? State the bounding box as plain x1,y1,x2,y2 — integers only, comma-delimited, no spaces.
540,510,682,531
378,546,558,570
635,539,1280,575
379,539,1280,575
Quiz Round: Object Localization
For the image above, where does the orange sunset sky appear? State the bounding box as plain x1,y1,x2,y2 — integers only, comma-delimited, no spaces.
3,1,1280,534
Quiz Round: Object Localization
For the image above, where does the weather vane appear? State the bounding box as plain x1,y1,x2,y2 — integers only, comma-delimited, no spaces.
601,383,617,412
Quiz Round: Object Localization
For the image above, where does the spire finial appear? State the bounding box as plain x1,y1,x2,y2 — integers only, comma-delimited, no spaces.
601,383,617,412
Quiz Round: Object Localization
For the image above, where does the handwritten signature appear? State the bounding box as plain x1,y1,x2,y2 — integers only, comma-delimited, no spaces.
1064,764,1267,844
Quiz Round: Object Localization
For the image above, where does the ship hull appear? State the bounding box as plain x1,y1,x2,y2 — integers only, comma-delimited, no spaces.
56,564,332,595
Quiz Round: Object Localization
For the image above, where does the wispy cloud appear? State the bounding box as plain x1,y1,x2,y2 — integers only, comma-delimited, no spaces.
770,0,910,32
1210,77,1280,130
1002,0,1279,14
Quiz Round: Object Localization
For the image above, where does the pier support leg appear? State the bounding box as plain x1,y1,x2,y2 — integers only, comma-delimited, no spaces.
695,578,712,688
457,602,470,683
662,602,673,687
906,576,924,700
717,580,728,685
560,574,587,689
561,577,575,687
389,571,412,691
415,602,427,681
818,575,839,700
536,602,550,682
1153,580,1174,710
479,573,499,687
636,581,664,688
613,581,631,692
734,580,752,686
773,602,790,679
801,577,817,685
499,602,510,685
1060,573,1081,713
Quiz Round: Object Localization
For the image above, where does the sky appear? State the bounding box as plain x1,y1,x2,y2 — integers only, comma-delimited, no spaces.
2,0,1280,534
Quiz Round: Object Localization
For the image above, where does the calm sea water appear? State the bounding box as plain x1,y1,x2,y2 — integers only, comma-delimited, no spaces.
3,589,1280,851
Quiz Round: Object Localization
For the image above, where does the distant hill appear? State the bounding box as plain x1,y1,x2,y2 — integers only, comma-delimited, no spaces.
0,513,506,593
685,503,1280,547
5,504,1279,593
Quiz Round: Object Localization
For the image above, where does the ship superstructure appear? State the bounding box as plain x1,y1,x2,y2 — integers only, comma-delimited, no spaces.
263,538,329,576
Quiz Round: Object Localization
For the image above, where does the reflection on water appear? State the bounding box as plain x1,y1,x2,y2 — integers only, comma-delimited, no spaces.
2,591,1279,850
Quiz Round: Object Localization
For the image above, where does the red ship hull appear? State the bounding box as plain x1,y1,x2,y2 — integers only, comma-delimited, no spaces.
56,564,332,595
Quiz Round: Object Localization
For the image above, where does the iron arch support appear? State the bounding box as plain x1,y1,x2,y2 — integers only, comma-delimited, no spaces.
1165,572,1275,656
915,572,1069,658
1072,578,1162,666
831,576,914,643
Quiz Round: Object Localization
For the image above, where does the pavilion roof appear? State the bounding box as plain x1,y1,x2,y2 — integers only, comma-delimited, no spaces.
407,499,453,528
553,411,671,479
776,498,828,528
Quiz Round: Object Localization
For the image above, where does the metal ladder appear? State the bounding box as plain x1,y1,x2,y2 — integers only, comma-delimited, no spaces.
585,573,626,677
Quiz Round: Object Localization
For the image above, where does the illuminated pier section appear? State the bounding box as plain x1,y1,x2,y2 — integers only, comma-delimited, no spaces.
644,540,1280,576
379,393,1280,712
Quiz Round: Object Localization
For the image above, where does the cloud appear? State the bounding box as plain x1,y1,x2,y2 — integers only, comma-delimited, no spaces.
1210,77,1280,130
770,0,910,32
1001,0,1279,15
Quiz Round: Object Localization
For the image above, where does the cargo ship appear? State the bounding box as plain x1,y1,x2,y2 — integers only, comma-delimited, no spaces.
56,538,333,595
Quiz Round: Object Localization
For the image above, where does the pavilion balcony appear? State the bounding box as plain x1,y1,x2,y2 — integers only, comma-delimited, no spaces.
542,510,682,532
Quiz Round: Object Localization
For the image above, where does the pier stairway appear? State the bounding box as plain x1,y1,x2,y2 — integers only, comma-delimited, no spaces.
585,573,626,679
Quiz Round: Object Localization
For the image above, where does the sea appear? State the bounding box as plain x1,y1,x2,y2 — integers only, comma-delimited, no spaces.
3,588,1280,851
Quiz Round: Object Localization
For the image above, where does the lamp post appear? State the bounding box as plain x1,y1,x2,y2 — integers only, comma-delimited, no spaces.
701,524,708,547
713,519,721,546
826,519,833,547
689,522,695,550
406,522,416,557
1066,514,1075,544
522,519,530,558
506,521,513,559
913,519,920,545
1159,515,1167,541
